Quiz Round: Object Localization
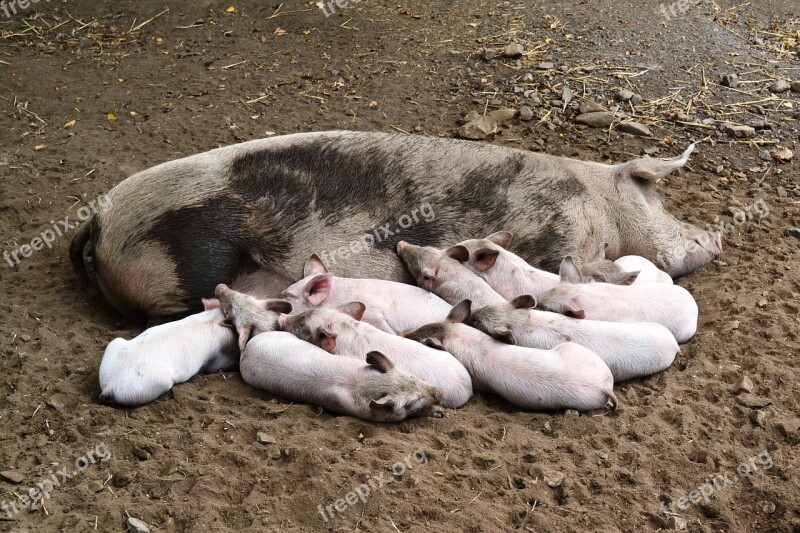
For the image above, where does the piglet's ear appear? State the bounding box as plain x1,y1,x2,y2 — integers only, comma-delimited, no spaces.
445,245,469,262
422,337,446,351
565,299,586,320
370,396,397,413
486,231,512,249
366,351,393,373
337,302,366,321
494,326,516,345
447,300,472,323
237,325,253,351
304,254,329,277
607,271,640,286
559,256,584,284
304,274,332,306
202,298,220,311
266,299,292,314
510,295,537,309
472,248,500,272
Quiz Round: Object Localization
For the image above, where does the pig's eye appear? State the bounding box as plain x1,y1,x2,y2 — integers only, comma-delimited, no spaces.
317,330,328,340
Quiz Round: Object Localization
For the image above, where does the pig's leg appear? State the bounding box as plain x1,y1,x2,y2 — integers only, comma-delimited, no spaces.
361,309,396,334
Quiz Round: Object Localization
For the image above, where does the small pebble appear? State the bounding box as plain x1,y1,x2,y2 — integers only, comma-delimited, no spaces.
543,470,564,487
737,394,772,408
537,62,554,70
257,432,277,445
720,73,739,88
502,43,524,58
127,517,151,533
564,409,579,418
519,106,534,121
0,470,25,484
734,375,754,394
750,410,768,427
769,80,791,93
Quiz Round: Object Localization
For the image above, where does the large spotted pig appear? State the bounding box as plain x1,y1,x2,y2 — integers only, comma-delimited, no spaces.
70,131,720,321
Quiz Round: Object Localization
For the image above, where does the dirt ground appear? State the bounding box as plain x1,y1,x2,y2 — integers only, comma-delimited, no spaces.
1,0,798,531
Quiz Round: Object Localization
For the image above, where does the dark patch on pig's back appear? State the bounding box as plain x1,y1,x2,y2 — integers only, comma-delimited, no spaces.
228,141,421,226
147,195,264,312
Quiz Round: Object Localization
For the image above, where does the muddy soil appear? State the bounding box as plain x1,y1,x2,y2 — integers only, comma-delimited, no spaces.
0,1,798,531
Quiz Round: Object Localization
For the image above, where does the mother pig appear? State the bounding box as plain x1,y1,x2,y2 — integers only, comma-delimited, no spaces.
70,131,720,321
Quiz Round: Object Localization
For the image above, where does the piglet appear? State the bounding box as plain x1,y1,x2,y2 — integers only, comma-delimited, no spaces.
457,235,639,299
536,257,698,343
240,332,444,422
213,284,293,349
468,295,679,382
396,241,506,307
98,306,239,406
403,301,617,412
613,256,673,285
279,304,473,409
278,254,452,333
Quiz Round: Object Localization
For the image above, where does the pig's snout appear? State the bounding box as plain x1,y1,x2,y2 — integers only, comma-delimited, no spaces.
396,241,409,254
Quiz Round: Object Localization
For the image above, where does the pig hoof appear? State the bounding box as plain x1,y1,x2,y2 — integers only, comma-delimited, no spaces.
425,405,446,418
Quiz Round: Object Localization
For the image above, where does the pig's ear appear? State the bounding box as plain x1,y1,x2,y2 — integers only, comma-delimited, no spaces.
487,231,512,249
565,299,586,320
304,254,329,277
237,325,253,351
607,271,640,286
318,325,337,352
304,274,332,306
421,267,437,291
370,396,397,414
494,326,516,345
422,337,446,351
621,143,695,182
277,314,289,330
447,300,472,323
472,248,500,272
266,299,292,314
510,295,537,309
445,245,469,263
366,351,393,373
559,257,584,283
202,298,220,311
589,242,609,262
337,302,366,321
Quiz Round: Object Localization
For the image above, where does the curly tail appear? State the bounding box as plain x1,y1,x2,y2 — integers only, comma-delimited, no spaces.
606,390,619,410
